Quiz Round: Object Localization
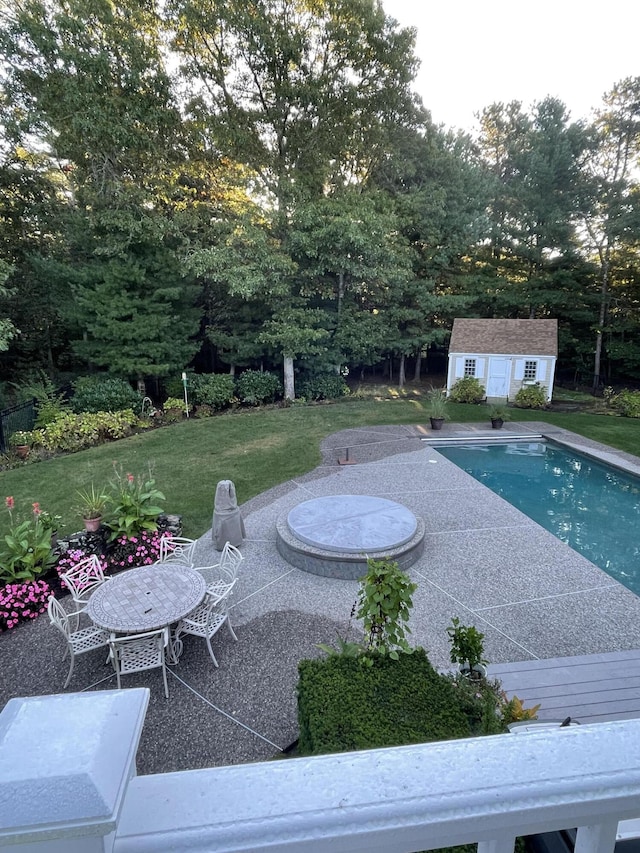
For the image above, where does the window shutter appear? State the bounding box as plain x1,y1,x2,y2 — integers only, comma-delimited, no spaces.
455,357,465,378
537,360,547,381
476,358,485,378
514,359,525,380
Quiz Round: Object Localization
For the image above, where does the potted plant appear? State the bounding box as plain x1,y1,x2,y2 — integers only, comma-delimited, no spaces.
8,430,33,459
75,485,110,532
488,405,511,430
447,616,488,680
426,388,449,430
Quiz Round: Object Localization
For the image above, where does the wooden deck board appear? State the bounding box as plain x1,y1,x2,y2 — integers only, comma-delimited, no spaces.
488,649,640,723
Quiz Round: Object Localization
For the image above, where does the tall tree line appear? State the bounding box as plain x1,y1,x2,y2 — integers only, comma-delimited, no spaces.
1,0,639,397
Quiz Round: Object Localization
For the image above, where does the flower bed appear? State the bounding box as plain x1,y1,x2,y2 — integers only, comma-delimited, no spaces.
1,472,183,633
0,580,52,630
0,518,183,633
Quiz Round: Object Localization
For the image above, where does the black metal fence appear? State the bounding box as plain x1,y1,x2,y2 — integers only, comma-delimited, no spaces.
0,399,36,453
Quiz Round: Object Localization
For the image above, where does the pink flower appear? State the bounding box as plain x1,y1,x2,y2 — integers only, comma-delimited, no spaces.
127,473,134,483
5,496,14,509
32,502,41,515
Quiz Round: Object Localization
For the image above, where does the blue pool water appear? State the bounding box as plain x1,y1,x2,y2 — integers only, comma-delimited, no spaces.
437,442,640,594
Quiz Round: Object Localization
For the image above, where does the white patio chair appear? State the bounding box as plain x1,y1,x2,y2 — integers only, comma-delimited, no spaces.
59,554,109,606
109,628,170,698
173,581,237,666
158,534,196,568
196,542,243,598
216,541,243,578
47,595,110,688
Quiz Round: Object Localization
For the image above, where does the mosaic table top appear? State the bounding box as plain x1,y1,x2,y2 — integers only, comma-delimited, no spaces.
87,564,206,634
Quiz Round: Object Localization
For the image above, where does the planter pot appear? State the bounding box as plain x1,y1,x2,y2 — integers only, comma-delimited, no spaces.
430,417,445,431
491,418,504,430
15,445,30,459
83,516,102,533
459,662,487,680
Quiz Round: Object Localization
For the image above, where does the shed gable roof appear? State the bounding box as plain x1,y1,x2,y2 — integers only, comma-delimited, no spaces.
449,319,558,357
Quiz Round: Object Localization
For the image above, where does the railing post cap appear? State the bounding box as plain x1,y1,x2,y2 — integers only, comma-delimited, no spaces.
0,689,149,847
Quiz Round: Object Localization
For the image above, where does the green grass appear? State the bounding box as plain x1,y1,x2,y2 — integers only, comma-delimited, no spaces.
1,398,638,537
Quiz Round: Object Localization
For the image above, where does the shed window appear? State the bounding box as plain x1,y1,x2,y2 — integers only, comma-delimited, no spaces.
524,360,537,380
464,358,476,377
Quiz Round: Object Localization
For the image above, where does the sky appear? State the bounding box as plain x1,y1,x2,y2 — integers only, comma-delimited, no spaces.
382,0,640,133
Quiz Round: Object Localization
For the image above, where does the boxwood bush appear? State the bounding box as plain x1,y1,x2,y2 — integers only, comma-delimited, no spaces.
297,374,349,401
236,370,282,405
71,377,141,414
449,376,485,404
297,649,472,756
608,389,640,418
513,383,547,409
190,374,236,410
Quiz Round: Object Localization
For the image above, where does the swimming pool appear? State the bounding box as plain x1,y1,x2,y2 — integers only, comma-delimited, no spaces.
437,441,640,594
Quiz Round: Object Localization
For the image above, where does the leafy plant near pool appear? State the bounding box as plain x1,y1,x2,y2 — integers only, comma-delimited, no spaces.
447,616,488,673
357,557,417,659
316,558,417,662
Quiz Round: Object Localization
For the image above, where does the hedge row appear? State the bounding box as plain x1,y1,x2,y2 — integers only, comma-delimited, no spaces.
297,649,472,755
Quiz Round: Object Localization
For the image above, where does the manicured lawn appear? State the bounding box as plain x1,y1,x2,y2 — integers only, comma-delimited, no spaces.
1,397,638,537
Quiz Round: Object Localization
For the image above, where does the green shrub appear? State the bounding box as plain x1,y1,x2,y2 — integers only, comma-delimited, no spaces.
13,373,70,426
236,370,282,406
0,503,55,584
163,396,189,413
449,376,486,404
164,372,196,398
106,467,166,540
513,382,547,409
297,374,349,401
447,616,487,671
193,404,214,418
190,374,236,410
608,389,640,418
158,397,187,424
297,649,472,756
71,377,141,414
33,410,137,453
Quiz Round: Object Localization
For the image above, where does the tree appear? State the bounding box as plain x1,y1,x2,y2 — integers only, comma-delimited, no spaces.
170,0,421,396
370,124,488,381
580,77,640,389
69,211,202,383
0,146,73,376
0,258,18,352
475,98,588,320
0,0,203,382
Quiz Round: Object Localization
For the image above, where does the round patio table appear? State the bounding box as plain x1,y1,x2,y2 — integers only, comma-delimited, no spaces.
87,563,206,663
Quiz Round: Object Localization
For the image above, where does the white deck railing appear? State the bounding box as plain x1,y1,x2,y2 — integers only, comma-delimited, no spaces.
114,719,640,853
0,691,640,853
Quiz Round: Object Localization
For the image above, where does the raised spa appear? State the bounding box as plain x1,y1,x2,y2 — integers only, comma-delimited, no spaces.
276,495,425,579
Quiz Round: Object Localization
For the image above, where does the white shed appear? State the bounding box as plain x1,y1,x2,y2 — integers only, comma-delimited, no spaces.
446,318,558,402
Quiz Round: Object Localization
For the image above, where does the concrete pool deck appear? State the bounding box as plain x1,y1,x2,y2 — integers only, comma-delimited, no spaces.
2,420,640,774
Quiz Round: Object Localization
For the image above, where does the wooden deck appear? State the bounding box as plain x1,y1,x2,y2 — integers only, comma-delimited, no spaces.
488,649,640,724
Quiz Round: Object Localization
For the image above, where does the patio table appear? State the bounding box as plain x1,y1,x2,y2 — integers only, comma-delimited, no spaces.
87,563,206,664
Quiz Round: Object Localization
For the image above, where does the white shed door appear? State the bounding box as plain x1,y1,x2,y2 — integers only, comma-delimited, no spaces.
486,358,510,397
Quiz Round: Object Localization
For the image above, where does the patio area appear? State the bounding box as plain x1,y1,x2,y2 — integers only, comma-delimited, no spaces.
2,421,640,775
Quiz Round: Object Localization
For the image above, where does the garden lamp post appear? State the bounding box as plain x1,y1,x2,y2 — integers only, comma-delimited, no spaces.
182,372,189,418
